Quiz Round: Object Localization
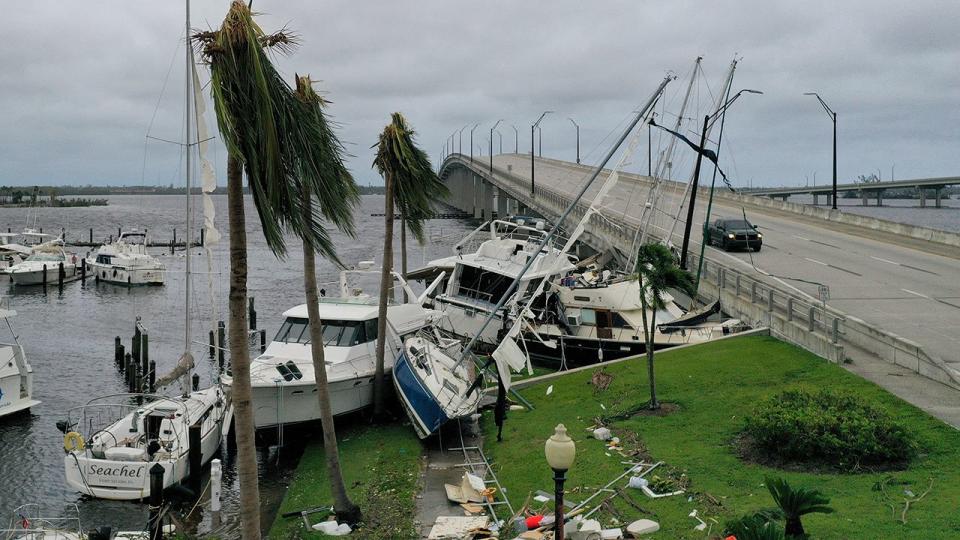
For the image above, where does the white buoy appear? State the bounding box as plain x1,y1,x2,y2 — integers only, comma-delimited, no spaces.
210,458,222,512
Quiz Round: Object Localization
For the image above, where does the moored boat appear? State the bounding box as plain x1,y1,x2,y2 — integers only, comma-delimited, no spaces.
0,298,39,419
86,231,165,286
8,242,78,286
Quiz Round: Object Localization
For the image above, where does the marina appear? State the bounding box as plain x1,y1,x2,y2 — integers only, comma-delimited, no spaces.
1,1,958,539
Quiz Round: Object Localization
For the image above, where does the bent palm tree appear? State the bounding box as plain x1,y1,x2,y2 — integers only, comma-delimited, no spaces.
195,3,360,535
371,113,446,417
634,243,694,410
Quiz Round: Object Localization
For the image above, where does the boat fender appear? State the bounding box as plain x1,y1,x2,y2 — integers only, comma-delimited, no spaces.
64,431,85,452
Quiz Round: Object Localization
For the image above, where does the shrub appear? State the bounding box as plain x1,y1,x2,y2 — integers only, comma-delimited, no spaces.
742,389,917,471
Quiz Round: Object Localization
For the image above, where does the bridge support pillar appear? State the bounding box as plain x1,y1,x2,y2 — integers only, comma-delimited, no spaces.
483,181,495,219
861,190,868,206
813,193,819,206
876,189,883,207
472,176,482,218
935,187,943,208
919,187,926,208
496,188,508,218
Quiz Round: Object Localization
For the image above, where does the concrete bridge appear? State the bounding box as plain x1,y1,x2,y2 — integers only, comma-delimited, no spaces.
439,152,960,425
745,176,959,207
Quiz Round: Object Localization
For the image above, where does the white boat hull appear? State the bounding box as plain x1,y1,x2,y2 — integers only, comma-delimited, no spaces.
10,264,77,286
251,371,382,429
88,260,164,286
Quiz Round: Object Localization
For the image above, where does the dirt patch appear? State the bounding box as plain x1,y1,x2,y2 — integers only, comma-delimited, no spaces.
732,433,911,475
629,402,682,417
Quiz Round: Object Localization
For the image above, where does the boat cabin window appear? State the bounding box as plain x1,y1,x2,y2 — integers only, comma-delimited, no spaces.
96,254,113,264
455,266,513,304
274,317,376,346
579,309,631,328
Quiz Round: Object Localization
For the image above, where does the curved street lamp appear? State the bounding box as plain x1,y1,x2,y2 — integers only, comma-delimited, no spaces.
489,119,503,177
804,92,838,210
545,424,576,537
458,125,467,155
530,111,553,196
469,123,480,162
568,117,580,164
510,125,519,154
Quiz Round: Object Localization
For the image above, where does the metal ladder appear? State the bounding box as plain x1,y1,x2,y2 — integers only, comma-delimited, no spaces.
449,443,515,525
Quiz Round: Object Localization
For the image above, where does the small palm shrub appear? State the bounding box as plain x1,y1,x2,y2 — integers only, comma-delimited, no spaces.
743,389,917,471
724,477,833,539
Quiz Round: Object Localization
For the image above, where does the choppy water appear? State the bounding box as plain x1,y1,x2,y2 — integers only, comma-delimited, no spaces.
0,194,472,537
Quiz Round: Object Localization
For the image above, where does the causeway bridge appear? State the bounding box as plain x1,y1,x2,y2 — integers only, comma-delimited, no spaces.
745,176,959,207
438,153,960,425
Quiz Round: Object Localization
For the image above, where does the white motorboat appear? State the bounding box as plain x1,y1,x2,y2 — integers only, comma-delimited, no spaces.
8,242,78,286
0,233,30,278
246,266,440,429
61,387,232,501
414,219,577,350
87,231,165,286
0,298,39,419
393,331,480,439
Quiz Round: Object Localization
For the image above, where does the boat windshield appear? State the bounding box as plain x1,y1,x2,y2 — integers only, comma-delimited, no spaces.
26,253,62,262
274,317,377,347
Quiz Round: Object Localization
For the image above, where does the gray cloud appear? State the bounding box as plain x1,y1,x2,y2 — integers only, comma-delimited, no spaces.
1,0,956,188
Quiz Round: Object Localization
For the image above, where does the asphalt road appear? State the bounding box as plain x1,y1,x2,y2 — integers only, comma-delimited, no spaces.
485,154,960,365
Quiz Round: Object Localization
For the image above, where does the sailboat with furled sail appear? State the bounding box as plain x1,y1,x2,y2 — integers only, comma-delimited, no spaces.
60,0,232,501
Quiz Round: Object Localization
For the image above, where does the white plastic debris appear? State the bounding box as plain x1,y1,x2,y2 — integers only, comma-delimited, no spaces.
628,476,648,489
533,494,550,503
600,528,624,540
626,519,660,535
312,521,351,535
546,385,554,396
592,427,612,441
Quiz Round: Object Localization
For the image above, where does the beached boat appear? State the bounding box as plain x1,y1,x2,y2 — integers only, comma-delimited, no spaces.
87,231,165,286
246,266,441,429
61,387,232,501
393,332,480,439
0,298,39,419
8,241,77,286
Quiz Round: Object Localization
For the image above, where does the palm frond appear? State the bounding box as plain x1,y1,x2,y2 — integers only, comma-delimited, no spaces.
194,1,358,262
766,476,835,518
372,112,448,243
634,243,695,309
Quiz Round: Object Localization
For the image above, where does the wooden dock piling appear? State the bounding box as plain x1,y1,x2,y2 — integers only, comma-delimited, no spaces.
217,321,225,368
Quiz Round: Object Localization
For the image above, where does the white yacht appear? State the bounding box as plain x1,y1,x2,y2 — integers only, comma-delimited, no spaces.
413,219,577,349
8,241,78,286
247,266,440,429
87,231,165,286
0,298,39,419
0,233,31,278
522,269,743,366
61,387,232,501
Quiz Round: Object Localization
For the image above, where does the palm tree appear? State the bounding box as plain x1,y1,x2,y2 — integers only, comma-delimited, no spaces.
634,243,694,410
195,3,360,536
293,75,362,524
371,113,447,417
765,476,834,538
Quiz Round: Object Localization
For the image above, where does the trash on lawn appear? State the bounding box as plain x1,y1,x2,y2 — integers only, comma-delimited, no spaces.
533,494,550,503
427,516,490,539
592,427,612,441
546,385,554,396
311,520,351,536
445,472,486,503
689,509,708,531
461,503,485,515
627,476,648,489
626,519,660,535
600,528,623,539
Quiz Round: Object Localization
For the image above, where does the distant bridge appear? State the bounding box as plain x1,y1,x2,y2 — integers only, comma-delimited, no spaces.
746,176,959,207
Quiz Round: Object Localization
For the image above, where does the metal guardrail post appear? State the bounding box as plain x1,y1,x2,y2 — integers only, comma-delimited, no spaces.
832,318,839,344
808,306,816,331
786,297,793,321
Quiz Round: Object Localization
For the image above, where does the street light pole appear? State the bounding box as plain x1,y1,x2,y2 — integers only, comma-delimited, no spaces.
804,92,838,210
545,424,576,539
469,122,480,162
511,125,519,153
458,125,467,155
496,130,503,154
537,126,543,157
568,117,579,164
530,111,553,196
489,119,503,178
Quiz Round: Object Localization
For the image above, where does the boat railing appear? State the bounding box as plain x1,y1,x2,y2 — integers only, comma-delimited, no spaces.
2,503,82,539
65,393,190,446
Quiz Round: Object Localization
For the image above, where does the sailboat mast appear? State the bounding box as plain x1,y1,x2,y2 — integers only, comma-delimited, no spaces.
184,0,193,356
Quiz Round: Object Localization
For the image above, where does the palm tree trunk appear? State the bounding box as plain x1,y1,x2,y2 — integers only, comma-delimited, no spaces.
373,172,395,418
638,275,659,410
301,184,361,523
226,156,261,539
400,216,408,303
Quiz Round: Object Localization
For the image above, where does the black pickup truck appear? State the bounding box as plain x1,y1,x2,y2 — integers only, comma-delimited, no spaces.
707,218,762,251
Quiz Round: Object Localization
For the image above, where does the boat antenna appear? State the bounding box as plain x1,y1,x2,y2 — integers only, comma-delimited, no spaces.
453,74,675,369
183,0,194,396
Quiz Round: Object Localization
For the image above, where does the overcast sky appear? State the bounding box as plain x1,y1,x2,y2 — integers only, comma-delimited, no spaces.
1,1,957,188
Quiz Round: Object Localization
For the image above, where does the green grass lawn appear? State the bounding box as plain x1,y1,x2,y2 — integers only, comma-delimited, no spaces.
483,335,960,539
268,422,423,539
